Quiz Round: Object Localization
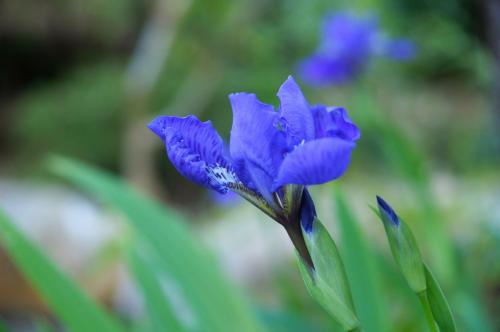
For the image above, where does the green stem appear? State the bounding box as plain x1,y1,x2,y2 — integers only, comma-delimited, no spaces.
347,327,362,332
284,223,314,270
418,291,439,332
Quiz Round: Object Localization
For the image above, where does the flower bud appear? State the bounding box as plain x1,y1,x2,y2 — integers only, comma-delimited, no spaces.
299,217,360,331
376,196,426,293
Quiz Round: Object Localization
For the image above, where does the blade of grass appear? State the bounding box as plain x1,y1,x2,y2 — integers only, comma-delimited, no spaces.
333,189,389,332
127,245,186,332
0,209,125,332
48,156,264,332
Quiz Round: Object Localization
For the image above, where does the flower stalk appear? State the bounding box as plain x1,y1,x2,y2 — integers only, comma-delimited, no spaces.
284,221,314,269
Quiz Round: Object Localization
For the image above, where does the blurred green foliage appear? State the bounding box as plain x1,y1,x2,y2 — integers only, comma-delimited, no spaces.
12,63,125,169
49,156,265,332
334,190,389,332
0,207,125,332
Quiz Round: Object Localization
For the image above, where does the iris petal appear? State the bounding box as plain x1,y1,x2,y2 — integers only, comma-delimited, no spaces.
320,11,378,57
277,76,315,145
273,137,355,190
229,93,286,200
297,55,357,86
382,38,417,61
311,105,361,141
148,115,235,193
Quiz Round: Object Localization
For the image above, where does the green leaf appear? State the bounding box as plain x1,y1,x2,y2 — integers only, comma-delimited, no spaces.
334,190,390,332
127,246,186,332
300,219,359,331
0,209,125,332
48,156,264,332
424,265,456,332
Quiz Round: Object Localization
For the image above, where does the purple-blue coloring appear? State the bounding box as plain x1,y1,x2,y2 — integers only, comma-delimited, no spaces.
298,11,416,86
376,195,400,226
149,76,360,267
149,76,359,207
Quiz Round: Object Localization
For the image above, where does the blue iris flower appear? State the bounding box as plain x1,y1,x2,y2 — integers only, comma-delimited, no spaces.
298,11,416,86
148,76,360,267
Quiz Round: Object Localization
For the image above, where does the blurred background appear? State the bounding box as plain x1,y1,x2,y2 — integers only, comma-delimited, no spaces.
0,0,498,331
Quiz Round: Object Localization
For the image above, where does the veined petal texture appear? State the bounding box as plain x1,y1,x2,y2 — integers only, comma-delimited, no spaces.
273,137,356,189
311,106,360,141
148,115,236,193
229,92,286,200
277,76,315,146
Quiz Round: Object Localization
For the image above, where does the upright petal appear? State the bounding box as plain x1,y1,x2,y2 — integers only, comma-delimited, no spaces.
277,76,315,146
229,93,286,200
311,105,360,141
273,137,355,190
148,115,236,193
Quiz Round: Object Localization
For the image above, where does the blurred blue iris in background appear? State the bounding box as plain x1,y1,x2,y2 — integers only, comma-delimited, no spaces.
298,11,416,86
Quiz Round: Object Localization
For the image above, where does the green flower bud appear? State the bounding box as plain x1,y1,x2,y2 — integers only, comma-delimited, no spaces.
376,196,426,293
298,217,360,331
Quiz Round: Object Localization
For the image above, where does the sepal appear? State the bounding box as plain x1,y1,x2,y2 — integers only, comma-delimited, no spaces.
298,261,359,331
